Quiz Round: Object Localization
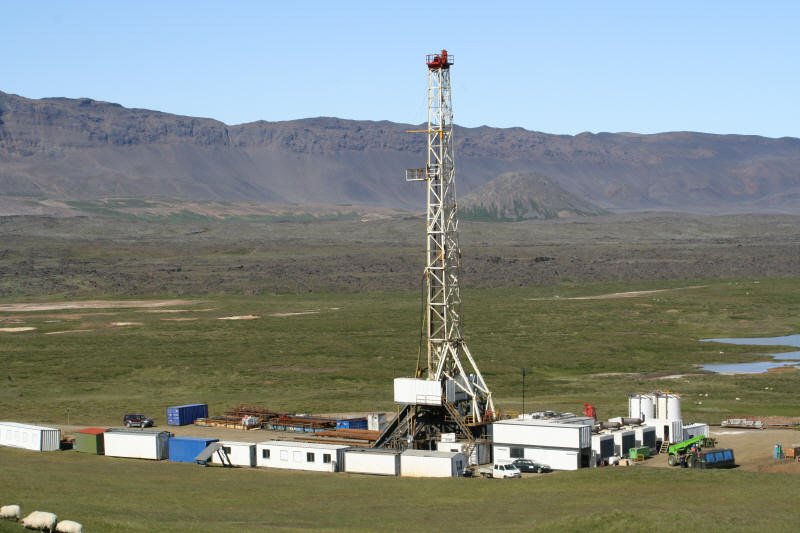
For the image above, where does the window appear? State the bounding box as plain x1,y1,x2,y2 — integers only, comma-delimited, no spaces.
222,446,231,455
280,450,289,461
307,452,315,462
292,451,302,463
510,447,524,459
323,453,331,464
262,449,270,459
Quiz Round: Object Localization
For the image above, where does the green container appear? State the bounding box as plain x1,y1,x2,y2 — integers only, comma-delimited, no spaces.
74,428,107,454
628,446,650,460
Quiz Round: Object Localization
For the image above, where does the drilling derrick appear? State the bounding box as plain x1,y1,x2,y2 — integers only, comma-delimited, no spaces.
374,50,495,452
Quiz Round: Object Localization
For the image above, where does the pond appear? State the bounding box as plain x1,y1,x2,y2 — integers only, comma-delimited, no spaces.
699,334,800,374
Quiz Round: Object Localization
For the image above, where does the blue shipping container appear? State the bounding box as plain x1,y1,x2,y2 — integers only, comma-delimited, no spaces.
166,404,208,426
336,418,368,430
168,436,218,463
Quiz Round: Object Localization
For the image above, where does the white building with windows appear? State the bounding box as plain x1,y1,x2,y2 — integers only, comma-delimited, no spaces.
492,419,593,471
211,441,256,467
255,440,350,472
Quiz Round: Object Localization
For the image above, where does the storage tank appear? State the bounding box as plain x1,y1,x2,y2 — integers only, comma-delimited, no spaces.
628,394,655,421
665,393,681,421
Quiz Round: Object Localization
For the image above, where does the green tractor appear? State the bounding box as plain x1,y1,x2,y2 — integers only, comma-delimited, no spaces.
667,435,716,467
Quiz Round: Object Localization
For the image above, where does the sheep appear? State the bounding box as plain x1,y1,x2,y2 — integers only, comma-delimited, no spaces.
55,520,83,533
20,511,58,532
0,504,21,520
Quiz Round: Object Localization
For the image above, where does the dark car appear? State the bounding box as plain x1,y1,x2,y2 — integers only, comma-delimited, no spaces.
512,459,552,473
123,414,154,428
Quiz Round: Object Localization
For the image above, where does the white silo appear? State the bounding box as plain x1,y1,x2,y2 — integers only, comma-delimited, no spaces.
628,393,655,421
665,393,681,421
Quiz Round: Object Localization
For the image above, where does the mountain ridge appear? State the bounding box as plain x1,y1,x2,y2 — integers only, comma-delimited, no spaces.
2,90,799,214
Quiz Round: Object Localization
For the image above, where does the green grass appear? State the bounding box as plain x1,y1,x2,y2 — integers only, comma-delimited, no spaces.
1,447,798,532
1,278,799,531
1,278,799,426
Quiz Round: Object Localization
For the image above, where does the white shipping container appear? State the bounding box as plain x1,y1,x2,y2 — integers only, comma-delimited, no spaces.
0,422,61,452
400,450,466,477
493,444,581,471
610,430,636,456
367,413,387,432
492,420,592,449
344,448,401,476
256,440,349,472
682,423,710,441
435,440,491,466
393,378,442,406
591,434,615,459
104,430,170,460
634,426,656,448
212,441,256,467
643,418,684,444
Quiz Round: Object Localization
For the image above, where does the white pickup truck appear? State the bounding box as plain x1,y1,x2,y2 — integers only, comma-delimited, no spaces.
478,463,522,479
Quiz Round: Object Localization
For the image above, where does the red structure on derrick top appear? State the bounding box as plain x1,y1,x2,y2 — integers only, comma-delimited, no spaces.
426,49,453,70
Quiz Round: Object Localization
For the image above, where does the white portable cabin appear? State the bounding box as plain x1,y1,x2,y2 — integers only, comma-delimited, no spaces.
608,429,636,457
0,422,61,452
256,440,349,472
682,423,710,441
104,429,170,460
492,419,593,471
591,433,615,461
633,426,656,449
393,378,442,405
212,441,256,467
343,448,401,476
643,419,684,444
400,449,466,477
435,440,491,466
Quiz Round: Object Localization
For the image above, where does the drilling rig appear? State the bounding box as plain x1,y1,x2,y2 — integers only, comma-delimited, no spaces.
373,50,496,453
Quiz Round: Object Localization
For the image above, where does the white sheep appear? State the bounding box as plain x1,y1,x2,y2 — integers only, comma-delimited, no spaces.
0,504,21,520
55,520,83,533
20,511,58,532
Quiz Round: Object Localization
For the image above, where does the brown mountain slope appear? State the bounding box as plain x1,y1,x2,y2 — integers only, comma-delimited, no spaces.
1,91,799,213
460,172,607,221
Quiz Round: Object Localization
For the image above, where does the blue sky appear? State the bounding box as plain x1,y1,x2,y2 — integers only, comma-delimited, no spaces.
2,1,798,137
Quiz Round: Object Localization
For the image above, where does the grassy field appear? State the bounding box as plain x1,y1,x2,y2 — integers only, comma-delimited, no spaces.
1,278,799,426
1,446,799,533
1,209,799,531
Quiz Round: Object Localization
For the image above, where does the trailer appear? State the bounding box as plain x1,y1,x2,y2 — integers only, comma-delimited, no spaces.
0,422,61,452
104,429,171,460
211,441,256,467
400,450,466,477
256,440,349,472
343,448,401,476
492,419,593,470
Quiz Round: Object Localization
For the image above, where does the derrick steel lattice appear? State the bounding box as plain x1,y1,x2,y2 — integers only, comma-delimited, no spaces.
405,50,495,421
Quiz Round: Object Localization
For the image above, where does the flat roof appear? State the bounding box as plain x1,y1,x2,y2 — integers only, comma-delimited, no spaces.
76,427,108,435
401,449,462,458
0,421,59,431
258,440,350,450
345,448,401,455
495,419,592,429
